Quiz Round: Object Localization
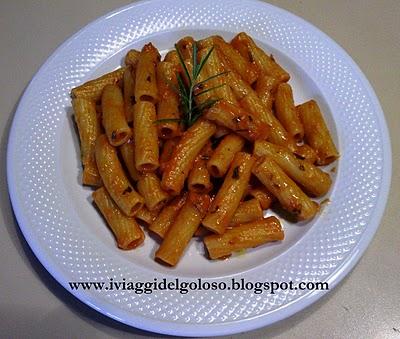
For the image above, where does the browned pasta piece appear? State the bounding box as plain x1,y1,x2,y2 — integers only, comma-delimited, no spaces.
71,67,126,102
275,83,304,142
205,100,269,141
245,186,275,210
133,101,159,172
72,98,102,187
93,187,144,249
252,156,319,221
124,49,140,67
207,133,245,177
119,136,140,182
297,100,339,165
188,142,213,193
102,84,131,146
255,74,279,110
149,193,187,238
229,199,263,227
123,66,136,123
161,119,216,195
254,140,332,197
95,134,144,216
156,61,181,139
204,217,284,259
135,43,160,103
202,152,255,234
231,32,290,83
137,173,169,211
155,192,210,266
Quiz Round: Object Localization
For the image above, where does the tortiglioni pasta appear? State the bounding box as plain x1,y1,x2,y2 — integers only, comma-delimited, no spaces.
95,134,144,216
71,33,338,266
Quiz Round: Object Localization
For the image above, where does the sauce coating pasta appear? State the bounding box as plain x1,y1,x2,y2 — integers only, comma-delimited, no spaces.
71,33,338,266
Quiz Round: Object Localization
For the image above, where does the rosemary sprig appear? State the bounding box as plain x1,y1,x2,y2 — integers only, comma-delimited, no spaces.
154,43,227,128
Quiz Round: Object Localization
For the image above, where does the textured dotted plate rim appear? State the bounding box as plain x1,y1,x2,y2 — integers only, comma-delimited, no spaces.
7,0,391,336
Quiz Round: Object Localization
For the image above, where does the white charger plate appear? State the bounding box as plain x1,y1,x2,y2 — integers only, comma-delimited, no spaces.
7,0,391,336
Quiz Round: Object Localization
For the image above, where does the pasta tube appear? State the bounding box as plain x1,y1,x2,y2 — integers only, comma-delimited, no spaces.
205,100,269,141
293,144,318,164
245,186,275,210
204,217,284,259
231,32,290,83
156,61,181,139
70,67,126,102
198,36,259,84
155,192,210,266
164,50,180,66
159,137,180,172
239,93,292,147
188,142,213,193
176,36,195,60
149,193,187,238
254,140,332,197
135,43,160,103
229,199,263,227
137,173,169,211
196,36,218,49
123,66,136,123
252,156,319,221
124,49,140,67
72,98,102,186
93,187,144,249
198,47,237,105
95,134,144,216
102,84,131,146
297,100,339,165
216,50,293,146
161,119,216,195
135,206,158,225
133,101,159,172
119,136,140,182
275,83,304,142
207,133,245,177
202,152,255,234
255,74,279,110
222,63,251,100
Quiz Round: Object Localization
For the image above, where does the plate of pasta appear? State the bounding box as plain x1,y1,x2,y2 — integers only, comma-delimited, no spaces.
7,0,391,336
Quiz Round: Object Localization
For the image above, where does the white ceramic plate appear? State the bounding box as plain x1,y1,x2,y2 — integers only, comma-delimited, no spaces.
7,0,391,336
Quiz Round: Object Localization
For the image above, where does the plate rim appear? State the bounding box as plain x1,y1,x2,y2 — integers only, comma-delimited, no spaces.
6,0,392,336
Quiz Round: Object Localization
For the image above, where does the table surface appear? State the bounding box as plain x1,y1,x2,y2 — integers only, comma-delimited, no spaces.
1,0,399,338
